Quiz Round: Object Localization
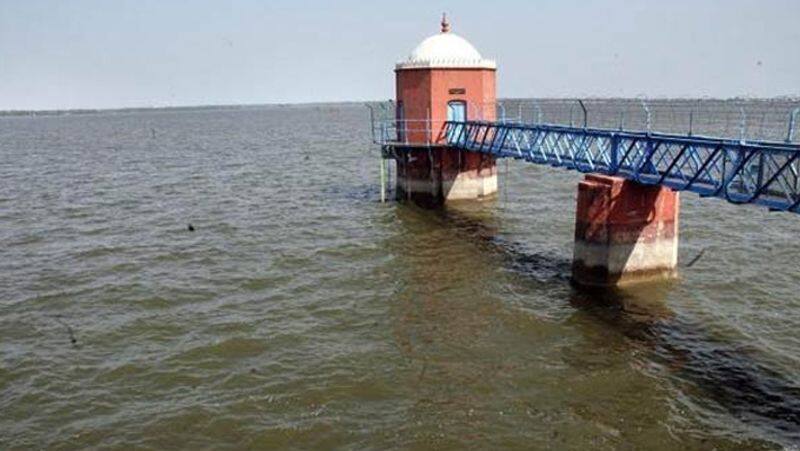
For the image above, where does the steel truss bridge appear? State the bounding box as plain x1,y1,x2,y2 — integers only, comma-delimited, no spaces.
440,120,800,213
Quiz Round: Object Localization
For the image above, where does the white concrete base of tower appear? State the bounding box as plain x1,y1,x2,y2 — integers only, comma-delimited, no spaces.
443,169,498,200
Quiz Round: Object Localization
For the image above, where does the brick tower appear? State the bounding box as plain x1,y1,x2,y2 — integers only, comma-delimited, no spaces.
393,14,498,204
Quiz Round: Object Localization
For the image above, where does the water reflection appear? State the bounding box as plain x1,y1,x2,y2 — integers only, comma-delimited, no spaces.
568,286,800,441
389,202,800,445
387,201,508,360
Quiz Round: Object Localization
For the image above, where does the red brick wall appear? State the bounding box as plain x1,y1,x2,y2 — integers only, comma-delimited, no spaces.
396,68,496,144
575,174,679,246
394,70,431,143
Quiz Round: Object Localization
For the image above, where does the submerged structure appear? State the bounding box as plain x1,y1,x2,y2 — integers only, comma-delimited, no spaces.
370,16,800,288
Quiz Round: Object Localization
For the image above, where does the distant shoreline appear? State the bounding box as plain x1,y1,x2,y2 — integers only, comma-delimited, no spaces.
0,102,363,118
1,96,798,118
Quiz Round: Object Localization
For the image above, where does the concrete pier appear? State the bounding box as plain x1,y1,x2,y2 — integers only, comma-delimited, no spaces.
572,174,680,287
395,147,497,205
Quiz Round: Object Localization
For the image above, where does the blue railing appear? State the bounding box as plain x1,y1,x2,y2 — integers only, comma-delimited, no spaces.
443,120,800,213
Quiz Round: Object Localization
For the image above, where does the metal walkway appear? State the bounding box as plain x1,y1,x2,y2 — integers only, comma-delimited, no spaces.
441,120,800,213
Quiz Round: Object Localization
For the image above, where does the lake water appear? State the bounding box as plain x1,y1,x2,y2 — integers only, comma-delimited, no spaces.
1,102,799,449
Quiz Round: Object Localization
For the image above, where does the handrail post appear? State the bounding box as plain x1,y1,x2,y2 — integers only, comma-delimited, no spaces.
787,107,800,143
640,99,651,135
578,99,587,129
365,103,376,143
739,105,747,143
532,100,543,125
569,102,576,127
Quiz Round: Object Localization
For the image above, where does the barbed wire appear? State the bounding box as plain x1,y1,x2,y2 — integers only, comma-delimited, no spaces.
367,99,800,144
370,98,800,142
505,98,800,143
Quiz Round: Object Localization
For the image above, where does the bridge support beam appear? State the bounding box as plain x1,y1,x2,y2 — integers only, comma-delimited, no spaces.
395,147,497,206
572,174,679,287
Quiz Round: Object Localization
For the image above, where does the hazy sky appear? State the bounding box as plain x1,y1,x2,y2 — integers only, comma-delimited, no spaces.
1,0,798,110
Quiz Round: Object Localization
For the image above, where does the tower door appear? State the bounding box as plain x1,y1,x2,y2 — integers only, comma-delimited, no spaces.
447,101,467,143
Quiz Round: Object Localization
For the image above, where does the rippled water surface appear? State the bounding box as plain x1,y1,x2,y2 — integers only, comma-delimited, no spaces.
2,103,800,450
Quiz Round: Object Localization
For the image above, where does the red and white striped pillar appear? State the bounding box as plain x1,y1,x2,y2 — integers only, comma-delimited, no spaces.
572,174,680,287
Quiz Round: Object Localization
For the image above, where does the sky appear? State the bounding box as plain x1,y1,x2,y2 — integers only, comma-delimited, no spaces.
1,0,798,110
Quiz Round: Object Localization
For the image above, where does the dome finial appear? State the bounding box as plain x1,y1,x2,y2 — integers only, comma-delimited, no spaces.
441,13,450,33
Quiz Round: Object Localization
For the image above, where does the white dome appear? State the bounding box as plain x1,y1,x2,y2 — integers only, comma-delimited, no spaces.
396,25,496,70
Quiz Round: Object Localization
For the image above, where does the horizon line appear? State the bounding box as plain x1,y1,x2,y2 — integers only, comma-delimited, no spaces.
2,95,799,117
